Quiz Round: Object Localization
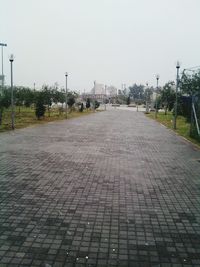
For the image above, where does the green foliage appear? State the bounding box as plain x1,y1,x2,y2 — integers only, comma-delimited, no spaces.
86,98,91,109
54,89,65,105
180,70,200,96
180,71,200,121
0,88,11,109
126,96,130,105
94,100,100,109
0,83,78,123
35,92,46,119
155,96,162,110
67,92,77,109
144,88,153,102
0,88,11,125
160,81,176,114
118,89,128,104
79,103,84,112
129,84,145,101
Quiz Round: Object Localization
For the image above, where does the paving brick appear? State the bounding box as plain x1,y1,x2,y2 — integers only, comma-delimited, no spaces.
0,110,200,266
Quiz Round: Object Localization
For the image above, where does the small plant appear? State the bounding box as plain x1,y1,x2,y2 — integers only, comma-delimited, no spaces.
35,98,46,119
127,96,131,105
94,100,100,109
86,98,91,110
67,96,75,112
79,103,84,112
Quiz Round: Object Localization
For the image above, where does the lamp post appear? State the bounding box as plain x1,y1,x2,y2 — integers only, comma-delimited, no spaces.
145,82,149,113
155,74,159,118
65,72,68,118
93,80,96,112
173,61,180,130
9,54,14,130
104,85,107,110
0,43,7,88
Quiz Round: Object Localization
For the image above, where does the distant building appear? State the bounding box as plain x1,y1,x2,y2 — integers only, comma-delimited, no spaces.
91,81,105,95
81,81,118,102
106,85,118,96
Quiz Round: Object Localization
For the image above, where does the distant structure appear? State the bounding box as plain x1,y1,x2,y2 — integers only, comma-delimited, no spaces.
81,81,118,103
91,81,105,95
106,85,118,97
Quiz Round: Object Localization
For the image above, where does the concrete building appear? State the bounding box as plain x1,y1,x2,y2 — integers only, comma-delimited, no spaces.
106,85,118,96
91,81,105,95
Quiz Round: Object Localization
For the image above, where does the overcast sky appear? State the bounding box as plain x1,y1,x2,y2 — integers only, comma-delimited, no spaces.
1,0,200,92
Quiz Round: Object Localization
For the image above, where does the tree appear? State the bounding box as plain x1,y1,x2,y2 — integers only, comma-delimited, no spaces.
160,81,176,115
79,103,84,112
57,89,66,110
86,98,91,110
180,71,200,134
15,87,24,113
0,88,11,125
144,88,153,102
180,70,200,96
94,100,100,109
35,94,46,119
67,92,77,112
118,89,128,104
129,84,145,102
126,96,130,105
41,85,53,117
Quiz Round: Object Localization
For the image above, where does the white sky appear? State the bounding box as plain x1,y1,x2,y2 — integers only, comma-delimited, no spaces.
1,0,200,92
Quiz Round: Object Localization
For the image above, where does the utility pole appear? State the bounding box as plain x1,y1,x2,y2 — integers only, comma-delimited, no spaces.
104,85,107,110
155,74,159,118
65,72,68,118
173,62,180,130
0,43,7,88
9,54,14,130
145,82,149,113
93,80,96,111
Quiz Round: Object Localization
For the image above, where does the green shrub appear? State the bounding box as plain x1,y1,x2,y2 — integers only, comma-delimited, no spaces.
35,99,46,119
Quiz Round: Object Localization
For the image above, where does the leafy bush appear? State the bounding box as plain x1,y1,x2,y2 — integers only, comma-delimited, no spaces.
94,100,100,109
127,96,130,105
35,98,46,119
86,98,91,109
79,103,84,112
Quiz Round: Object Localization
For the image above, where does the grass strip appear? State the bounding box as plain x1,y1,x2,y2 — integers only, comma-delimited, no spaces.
146,111,200,148
0,107,97,132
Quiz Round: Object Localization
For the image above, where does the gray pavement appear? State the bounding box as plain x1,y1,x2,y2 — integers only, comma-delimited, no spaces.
0,110,200,267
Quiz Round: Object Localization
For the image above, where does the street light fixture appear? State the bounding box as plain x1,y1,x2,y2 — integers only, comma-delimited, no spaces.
173,61,180,130
65,72,68,118
0,43,7,87
93,80,96,112
9,54,14,130
104,85,107,110
145,82,149,113
155,74,160,118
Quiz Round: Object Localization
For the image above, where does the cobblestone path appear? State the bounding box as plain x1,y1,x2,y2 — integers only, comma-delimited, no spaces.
0,110,200,267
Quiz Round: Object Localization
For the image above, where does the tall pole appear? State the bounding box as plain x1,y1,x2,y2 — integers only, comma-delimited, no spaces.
155,74,159,118
9,54,14,130
93,80,96,111
65,72,68,118
173,62,180,130
104,85,107,110
1,46,3,86
145,82,149,113
0,43,7,87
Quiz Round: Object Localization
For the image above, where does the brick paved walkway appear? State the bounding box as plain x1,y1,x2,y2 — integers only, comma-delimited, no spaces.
0,110,200,267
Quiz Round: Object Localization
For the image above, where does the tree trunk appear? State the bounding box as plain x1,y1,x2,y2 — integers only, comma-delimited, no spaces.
0,110,2,126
